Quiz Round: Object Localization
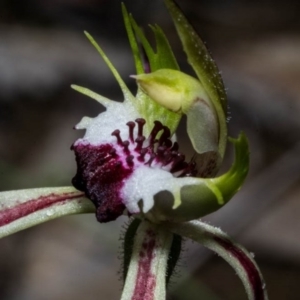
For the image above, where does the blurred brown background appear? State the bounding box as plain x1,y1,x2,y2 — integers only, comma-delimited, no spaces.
0,0,300,299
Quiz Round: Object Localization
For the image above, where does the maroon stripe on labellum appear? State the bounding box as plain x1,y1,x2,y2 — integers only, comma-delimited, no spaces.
214,236,265,300
0,192,84,226
132,229,157,300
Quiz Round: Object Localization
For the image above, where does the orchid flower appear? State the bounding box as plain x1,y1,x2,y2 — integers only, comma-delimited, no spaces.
0,0,268,299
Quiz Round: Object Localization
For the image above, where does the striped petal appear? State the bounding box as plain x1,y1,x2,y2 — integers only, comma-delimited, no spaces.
0,187,94,238
166,220,269,300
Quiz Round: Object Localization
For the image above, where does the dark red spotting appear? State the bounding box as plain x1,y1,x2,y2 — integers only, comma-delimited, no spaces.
132,229,157,300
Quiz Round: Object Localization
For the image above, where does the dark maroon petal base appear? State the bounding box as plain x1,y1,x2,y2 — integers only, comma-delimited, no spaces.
72,143,132,222
72,119,199,223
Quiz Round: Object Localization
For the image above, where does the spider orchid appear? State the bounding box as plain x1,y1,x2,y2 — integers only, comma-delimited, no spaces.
0,0,268,299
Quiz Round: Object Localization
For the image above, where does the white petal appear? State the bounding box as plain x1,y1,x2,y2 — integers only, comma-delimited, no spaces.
75,101,139,146
121,166,198,214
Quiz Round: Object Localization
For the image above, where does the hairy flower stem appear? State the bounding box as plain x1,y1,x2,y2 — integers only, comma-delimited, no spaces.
121,220,172,300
